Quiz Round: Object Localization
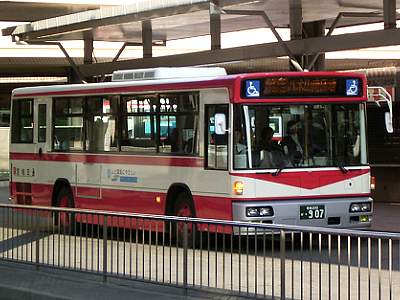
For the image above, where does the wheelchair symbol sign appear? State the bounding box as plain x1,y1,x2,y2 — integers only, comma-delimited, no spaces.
245,80,260,97
346,79,359,96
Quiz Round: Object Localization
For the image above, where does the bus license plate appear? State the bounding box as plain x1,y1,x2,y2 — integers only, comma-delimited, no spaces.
300,205,325,220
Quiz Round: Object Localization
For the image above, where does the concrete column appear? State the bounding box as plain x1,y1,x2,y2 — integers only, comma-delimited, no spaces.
303,21,326,71
83,34,94,82
289,0,302,70
68,67,81,84
83,35,93,65
210,2,221,50
142,20,153,58
384,0,396,29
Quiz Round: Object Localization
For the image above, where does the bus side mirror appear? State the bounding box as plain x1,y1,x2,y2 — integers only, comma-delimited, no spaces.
215,113,227,135
385,112,394,133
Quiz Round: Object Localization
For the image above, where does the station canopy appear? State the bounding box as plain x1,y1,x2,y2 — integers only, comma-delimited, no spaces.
0,1,110,22
6,0,400,43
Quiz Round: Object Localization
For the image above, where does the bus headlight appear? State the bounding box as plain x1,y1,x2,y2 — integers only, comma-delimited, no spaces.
360,203,371,212
350,202,371,213
246,206,274,217
259,207,274,216
246,207,259,217
350,203,361,213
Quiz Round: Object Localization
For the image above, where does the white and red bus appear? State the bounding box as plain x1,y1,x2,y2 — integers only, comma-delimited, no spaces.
9,67,373,229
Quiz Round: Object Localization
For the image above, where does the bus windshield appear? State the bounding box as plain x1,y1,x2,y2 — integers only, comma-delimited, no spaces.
233,103,367,170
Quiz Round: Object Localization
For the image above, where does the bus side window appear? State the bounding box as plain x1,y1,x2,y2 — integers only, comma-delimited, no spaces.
53,97,84,151
85,96,119,152
205,105,228,170
11,99,34,144
121,96,157,153
159,93,199,155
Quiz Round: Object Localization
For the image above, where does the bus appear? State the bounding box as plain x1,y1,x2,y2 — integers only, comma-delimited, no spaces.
9,67,373,232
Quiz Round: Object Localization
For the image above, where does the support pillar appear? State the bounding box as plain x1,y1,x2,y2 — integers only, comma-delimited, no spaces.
303,21,326,71
68,67,81,83
84,35,93,65
83,34,93,82
142,20,153,58
210,2,221,50
289,0,303,70
384,0,396,29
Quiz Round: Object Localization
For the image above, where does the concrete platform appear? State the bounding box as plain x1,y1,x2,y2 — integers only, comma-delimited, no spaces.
0,261,222,300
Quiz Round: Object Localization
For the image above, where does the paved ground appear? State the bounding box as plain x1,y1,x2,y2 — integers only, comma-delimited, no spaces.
0,261,212,300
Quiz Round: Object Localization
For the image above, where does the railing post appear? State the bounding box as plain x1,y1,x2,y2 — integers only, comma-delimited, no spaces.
183,221,188,294
35,210,40,270
280,229,286,300
103,216,108,282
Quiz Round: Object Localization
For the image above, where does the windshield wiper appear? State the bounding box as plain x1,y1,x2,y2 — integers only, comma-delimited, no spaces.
338,164,349,174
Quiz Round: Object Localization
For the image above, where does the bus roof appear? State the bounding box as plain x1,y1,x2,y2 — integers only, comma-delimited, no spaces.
12,71,367,102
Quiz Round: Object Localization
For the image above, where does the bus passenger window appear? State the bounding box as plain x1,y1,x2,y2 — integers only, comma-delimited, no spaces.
85,96,118,152
159,93,199,155
11,99,33,143
53,97,84,151
121,96,157,153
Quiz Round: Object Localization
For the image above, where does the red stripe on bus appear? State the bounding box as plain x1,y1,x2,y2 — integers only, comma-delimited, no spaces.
10,152,204,168
231,169,370,190
9,182,370,220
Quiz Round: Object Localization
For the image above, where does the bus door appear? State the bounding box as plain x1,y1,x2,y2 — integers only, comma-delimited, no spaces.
34,99,49,158
33,98,50,205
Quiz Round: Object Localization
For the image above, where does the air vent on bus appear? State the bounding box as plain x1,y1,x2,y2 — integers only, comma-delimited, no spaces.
111,67,227,82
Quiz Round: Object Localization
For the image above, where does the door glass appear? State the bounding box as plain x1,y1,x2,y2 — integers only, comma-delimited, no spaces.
38,104,46,143
206,105,228,170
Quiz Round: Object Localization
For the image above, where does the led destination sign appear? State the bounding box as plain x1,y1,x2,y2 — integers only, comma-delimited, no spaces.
242,77,362,99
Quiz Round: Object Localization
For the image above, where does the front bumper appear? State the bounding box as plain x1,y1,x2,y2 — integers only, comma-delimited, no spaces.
232,197,373,229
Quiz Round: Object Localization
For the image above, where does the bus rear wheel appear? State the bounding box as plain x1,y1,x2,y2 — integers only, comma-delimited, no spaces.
55,186,75,234
172,192,197,247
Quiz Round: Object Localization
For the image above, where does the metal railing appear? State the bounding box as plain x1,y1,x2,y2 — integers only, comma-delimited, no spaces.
0,203,399,299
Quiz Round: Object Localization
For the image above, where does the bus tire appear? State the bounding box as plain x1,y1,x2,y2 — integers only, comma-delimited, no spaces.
55,186,75,234
172,192,198,247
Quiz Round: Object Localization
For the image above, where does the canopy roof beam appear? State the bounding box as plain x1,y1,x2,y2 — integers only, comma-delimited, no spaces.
21,40,86,83
222,9,303,71
76,27,400,77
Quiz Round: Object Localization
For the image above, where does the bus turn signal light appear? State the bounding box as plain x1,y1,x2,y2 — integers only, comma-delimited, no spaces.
233,181,244,195
155,196,161,204
370,176,376,190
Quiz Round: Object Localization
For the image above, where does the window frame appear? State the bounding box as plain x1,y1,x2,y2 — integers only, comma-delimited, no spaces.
50,91,201,156
120,92,200,156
